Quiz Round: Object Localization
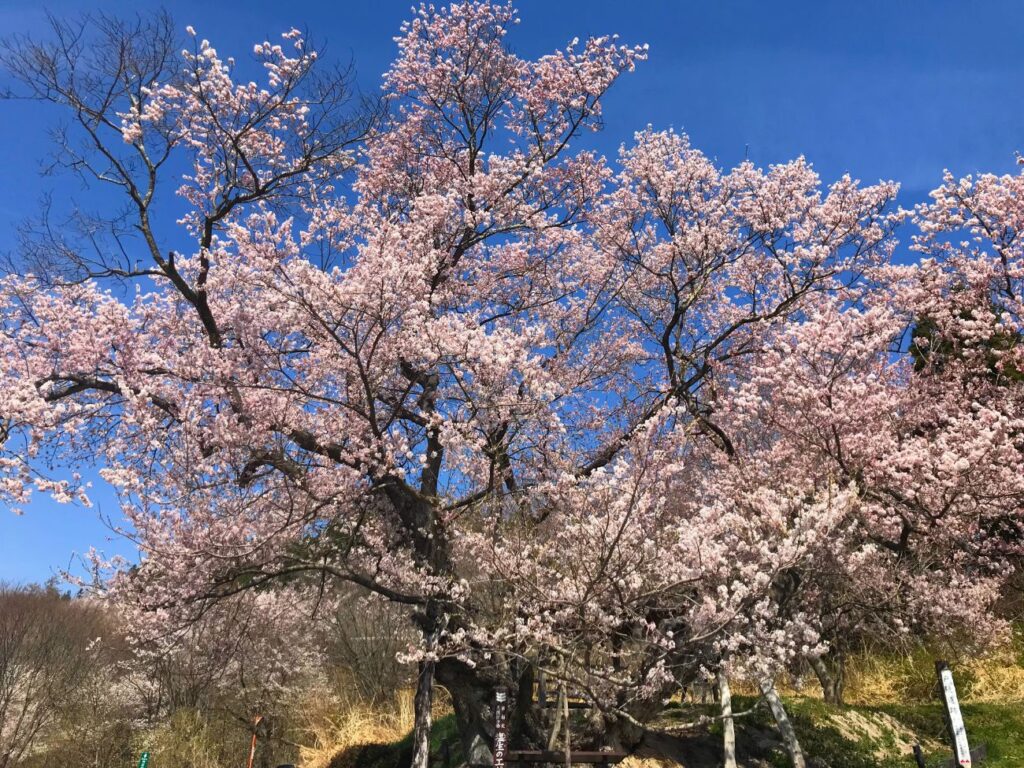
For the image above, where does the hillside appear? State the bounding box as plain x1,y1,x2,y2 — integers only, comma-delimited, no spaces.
326,699,1023,768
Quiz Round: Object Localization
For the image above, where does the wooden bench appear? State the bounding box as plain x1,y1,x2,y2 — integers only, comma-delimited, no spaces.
506,749,628,765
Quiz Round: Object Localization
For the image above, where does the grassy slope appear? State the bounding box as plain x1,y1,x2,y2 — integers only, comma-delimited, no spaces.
737,697,1024,768
334,699,1024,768
879,702,1024,767
330,713,462,768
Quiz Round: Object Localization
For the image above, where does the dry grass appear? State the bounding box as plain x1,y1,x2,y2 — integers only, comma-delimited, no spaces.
618,757,678,768
825,641,1024,705
961,649,1024,703
842,652,928,705
142,708,248,768
723,638,1024,707
843,649,1024,705
297,686,413,768
826,709,945,757
297,684,452,768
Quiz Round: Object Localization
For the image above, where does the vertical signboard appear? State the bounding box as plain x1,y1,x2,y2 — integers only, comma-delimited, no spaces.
136,752,150,768
935,661,971,767
493,688,509,768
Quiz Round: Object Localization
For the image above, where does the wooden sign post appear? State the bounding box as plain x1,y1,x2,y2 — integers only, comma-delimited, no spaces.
493,688,509,768
935,661,971,767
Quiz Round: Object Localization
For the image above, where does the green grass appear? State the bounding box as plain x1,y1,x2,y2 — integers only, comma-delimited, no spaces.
728,695,882,768
875,702,1024,768
766,698,1024,767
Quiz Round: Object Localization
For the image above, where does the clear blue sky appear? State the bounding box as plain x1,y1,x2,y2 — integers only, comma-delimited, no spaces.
1,0,1022,584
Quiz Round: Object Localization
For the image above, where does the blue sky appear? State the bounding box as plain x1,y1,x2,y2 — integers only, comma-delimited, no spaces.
1,0,1023,584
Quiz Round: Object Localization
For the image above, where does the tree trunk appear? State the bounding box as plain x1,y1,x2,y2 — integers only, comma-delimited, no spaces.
808,653,845,706
599,670,679,755
759,679,805,768
718,671,737,768
410,654,435,768
436,657,497,766
512,663,546,751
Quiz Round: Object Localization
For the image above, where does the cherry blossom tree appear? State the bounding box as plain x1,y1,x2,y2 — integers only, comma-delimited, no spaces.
4,2,1022,764
719,161,1024,704
713,289,1018,704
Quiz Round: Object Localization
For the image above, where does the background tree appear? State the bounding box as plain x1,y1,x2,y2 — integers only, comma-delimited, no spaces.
0,584,110,768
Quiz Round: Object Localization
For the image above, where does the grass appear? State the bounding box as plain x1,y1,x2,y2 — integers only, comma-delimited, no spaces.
377,713,462,768
296,686,416,768
737,697,1024,767
295,643,1024,768
296,685,463,768
592,694,1024,767
317,698,1024,768
724,696,883,768
327,713,461,768
876,702,1024,768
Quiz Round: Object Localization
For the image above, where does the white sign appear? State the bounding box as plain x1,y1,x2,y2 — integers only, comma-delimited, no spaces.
493,689,509,768
939,667,971,767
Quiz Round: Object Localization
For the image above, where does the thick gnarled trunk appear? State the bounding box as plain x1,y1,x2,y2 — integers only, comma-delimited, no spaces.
808,652,845,706
436,657,498,766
